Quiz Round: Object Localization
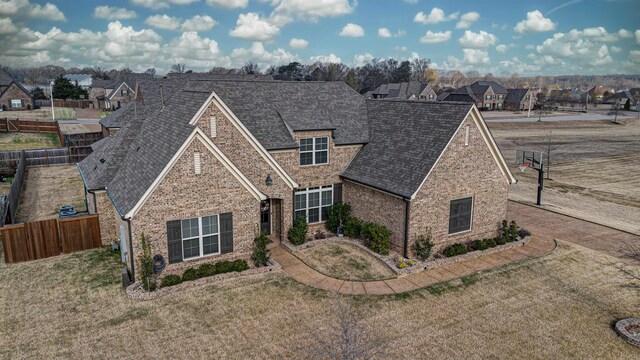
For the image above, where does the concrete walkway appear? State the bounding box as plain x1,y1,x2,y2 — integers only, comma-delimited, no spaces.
271,235,555,296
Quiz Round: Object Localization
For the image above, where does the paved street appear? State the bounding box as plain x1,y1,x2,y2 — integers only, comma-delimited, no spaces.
485,112,638,123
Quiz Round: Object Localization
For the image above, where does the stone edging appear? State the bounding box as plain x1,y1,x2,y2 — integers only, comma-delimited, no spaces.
615,318,640,348
282,236,531,278
125,260,281,301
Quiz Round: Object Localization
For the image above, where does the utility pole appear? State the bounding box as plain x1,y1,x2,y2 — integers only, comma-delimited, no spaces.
527,90,532,118
50,79,55,121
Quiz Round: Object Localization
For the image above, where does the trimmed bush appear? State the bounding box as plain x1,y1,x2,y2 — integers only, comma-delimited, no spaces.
182,268,199,282
325,203,351,233
518,228,531,238
160,274,182,288
288,217,308,245
472,239,490,251
508,221,519,242
197,263,216,278
360,222,391,255
251,231,270,267
216,259,249,273
500,220,510,243
442,243,468,257
344,217,363,238
494,236,507,246
414,227,434,261
485,238,497,248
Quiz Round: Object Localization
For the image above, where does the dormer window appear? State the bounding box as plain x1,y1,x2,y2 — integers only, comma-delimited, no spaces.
300,137,328,166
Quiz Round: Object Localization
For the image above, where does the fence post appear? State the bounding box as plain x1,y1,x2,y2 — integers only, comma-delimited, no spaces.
45,149,49,166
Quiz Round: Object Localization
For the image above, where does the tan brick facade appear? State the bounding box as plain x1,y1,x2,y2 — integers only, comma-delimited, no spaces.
408,115,508,253
0,83,33,110
130,136,260,276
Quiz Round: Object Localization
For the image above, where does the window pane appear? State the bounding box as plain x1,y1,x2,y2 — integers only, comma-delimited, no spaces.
202,215,218,235
294,194,306,210
182,218,199,238
300,152,313,165
295,210,306,220
183,238,200,259
308,192,320,207
449,198,472,233
203,235,219,255
308,208,320,223
321,206,329,222
300,138,313,151
315,137,328,150
315,150,328,164
321,190,333,206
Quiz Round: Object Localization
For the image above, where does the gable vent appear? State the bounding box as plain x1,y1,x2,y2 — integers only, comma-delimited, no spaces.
210,115,217,138
464,125,470,146
194,152,201,175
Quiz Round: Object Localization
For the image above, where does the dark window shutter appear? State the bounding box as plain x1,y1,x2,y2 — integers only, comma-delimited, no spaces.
220,212,233,254
333,183,343,204
167,220,182,264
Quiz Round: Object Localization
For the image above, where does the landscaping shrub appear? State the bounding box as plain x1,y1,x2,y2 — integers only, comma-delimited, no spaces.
288,217,308,245
325,203,351,233
472,239,490,251
485,238,497,248
251,231,270,267
197,263,216,278
414,227,434,261
494,236,507,246
518,228,531,238
216,259,249,273
508,221,519,242
182,268,199,282
160,274,182,288
500,220,510,243
139,233,156,292
442,243,468,257
360,222,391,255
344,217,363,238
230,259,249,272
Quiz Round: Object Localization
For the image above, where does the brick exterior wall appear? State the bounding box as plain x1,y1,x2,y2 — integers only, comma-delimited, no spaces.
130,137,260,277
0,83,34,110
196,99,295,240
408,115,509,254
343,180,407,252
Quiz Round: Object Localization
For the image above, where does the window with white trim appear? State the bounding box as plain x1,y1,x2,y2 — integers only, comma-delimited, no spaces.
294,185,333,223
181,215,219,259
299,137,328,165
10,99,21,108
449,197,473,234
485,95,491,100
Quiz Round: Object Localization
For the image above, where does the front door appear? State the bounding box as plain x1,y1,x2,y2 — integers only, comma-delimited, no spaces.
260,199,271,235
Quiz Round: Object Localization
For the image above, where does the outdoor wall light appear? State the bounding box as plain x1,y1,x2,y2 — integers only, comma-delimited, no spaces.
265,174,273,186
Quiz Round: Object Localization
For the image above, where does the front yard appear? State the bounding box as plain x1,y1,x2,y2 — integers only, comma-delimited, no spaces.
1,240,638,358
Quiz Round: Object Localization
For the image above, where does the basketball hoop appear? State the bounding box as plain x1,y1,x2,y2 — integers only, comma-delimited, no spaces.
519,163,531,173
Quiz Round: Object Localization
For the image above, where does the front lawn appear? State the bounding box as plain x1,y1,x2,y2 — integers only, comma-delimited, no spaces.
296,242,396,281
0,241,638,358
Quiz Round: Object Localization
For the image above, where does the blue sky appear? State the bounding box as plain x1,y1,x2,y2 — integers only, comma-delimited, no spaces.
0,0,639,75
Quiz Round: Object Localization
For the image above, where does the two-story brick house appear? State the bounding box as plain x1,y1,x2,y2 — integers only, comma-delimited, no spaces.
453,81,508,110
79,79,515,282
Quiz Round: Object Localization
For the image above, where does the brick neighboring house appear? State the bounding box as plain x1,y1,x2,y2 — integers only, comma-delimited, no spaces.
419,84,437,101
79,79,515,283
452,81,508,110
90,79,135,110
0,68,34,111
585,85,614,101
504,88,535,111
370,81,427,100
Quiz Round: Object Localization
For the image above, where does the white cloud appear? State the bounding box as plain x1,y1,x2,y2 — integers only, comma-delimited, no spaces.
353,53,374,66
514,10,556,34
636,30,640,45
165,31,231,68
498,57,540,74
182,15,218,32
456,11,479,29
230,42,299,68
496,44,508,53
582,27,618,42
525,44,535,50
289,38,309,49
414,7,458,25
310,54,342,63
0,0,66,21
629,50,640,63
0,18,18,34
229,13,280,41
130,0,198,9
462,48,490,64
419,30,451,44
395,46,408,52
145,14,181,30
458,30,498,49
269,0,355,26
404,0,418,3
610,46,622,53
536,30,614,66
378,27,391,38
206,0,249,8
618,29,633,38
94,6,137,20
339,23,364,37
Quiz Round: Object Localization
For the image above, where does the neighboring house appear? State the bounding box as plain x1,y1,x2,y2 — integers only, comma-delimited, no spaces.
79,79,515,283
370,81,426,100
585,85,614,101
438,92,478,104
64,74,93,89
0,68,34,111
419,84,437,101
603,90,638,109
548,89,582,107
452,81,508,110
90,74,152,110
504,88,535,111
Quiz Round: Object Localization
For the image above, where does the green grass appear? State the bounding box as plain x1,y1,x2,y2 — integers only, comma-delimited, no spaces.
54,107,76,120
99,111,112,118
0,132,61,150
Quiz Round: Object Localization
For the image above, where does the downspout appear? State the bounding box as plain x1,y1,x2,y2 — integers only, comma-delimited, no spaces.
125,217,135,282
403,198,410,258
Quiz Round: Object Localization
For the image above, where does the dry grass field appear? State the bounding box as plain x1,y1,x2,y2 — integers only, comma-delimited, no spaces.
490,119,640,235
1,107,76,120
15,165,86,222
0,132,61,150
296,242,396,281
1,241,638,359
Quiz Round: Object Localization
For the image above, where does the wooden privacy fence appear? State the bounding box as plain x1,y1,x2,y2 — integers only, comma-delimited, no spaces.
0,150,26,225
1,215,101,264
0,147,90,170
0,118,59,133
53,99,93,109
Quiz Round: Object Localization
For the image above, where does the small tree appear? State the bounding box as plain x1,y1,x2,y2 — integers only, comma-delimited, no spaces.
325,203,351,233
542,130,558,180
139,233,156,292
508,221,519,242
169,63,186,74
251,230,270,267
414,227,434,261
288,217,308,245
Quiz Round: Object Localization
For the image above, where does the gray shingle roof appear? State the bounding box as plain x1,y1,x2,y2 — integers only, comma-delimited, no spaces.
505,88,529,103
469,80,508,94
440,93,477,103
371,81,427,100
0,68,14,86
341,100,472,198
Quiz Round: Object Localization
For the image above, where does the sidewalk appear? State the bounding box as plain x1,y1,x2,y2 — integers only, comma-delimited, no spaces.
271,235,555,296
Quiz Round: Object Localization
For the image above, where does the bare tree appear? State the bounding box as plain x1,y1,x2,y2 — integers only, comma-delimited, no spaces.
541,130,559,180
619,241,640,298
241,62,260,75
307,297,387,360
169,63,186,74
